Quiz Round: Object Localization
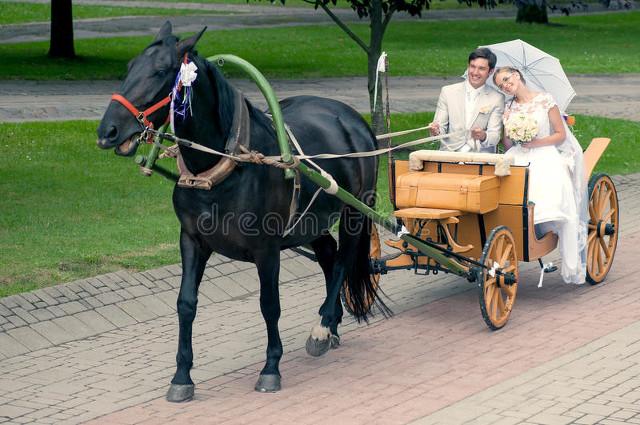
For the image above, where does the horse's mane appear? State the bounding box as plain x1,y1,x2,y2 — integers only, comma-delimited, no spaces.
199,54,236,141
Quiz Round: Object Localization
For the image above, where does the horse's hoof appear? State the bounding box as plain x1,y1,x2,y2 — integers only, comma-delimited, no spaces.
330,334,340,349
255,374,281,392
306,335,331,357
166,384,194,402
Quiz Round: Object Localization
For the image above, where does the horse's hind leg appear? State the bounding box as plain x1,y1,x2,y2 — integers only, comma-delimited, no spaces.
306,210,363,357
254,246,284,393
166,230,211,403
306,206,378,357
307,234,342,353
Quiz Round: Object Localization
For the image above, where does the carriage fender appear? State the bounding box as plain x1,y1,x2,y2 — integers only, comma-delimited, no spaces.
583,138,611,184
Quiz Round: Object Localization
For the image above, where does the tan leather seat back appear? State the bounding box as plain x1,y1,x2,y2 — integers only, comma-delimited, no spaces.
396,172,500,214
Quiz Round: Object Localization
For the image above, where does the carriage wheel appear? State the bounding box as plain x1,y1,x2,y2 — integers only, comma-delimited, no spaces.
478,226,519,331
341,224,381,316
586,174,619,285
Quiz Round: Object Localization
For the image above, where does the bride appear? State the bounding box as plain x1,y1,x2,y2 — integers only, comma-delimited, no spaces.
493,66,588,284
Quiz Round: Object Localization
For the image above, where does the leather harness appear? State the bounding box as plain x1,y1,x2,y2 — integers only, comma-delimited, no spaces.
176,90,251,190
111,85,301,234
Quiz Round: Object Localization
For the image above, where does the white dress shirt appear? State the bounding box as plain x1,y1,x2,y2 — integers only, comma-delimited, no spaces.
462,80,484,151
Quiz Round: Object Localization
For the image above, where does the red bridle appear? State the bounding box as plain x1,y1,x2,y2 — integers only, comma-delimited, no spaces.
110,54,189,142
111,93,171,129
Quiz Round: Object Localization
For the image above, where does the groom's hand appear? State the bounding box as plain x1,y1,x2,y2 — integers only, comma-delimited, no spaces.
470,127,486,141
429,122,440,136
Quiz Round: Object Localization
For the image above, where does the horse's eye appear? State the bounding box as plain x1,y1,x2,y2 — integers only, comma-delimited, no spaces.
157,69,168,77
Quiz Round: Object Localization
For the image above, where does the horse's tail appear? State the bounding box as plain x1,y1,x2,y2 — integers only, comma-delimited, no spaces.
341,205,392,322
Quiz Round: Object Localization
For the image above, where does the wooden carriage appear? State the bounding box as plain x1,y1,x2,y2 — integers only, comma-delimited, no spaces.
362,138,619,330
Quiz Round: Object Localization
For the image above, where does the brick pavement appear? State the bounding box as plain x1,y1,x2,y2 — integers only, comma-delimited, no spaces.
82,230,640,425
0,174,638,424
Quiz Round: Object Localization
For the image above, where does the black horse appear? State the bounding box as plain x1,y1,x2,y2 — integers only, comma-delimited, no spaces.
97,22,385,402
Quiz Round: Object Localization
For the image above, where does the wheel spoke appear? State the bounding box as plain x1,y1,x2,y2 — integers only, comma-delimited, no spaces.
503,265,516,273
589,203,597,223
485,283,494,308
484,278,496,298
598,185,609,215
495,236,505,261
597,182,606,215
599,236,611,261
495,291,505,316
588,231,596,245
592,241,600,274
587,240,595,272
502,283,516,298
591,183,600,215
597,241,605,272
499,243,513,265
603,208,615,223
491,290,499,321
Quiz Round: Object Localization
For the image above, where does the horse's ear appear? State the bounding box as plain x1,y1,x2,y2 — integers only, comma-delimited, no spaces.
177,27,207,58
155,21,173,41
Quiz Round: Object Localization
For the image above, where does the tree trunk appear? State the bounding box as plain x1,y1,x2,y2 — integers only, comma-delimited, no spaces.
516,0,549,23
368,0,386,136
49,0,75,58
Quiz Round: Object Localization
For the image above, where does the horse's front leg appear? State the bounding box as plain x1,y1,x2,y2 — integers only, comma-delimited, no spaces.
254,247,283,392
166,229,211,403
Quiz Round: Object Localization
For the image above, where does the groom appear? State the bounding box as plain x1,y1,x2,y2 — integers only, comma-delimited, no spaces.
430,48,504,153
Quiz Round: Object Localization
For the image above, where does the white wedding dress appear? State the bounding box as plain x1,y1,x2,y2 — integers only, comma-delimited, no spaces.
504,93,588,284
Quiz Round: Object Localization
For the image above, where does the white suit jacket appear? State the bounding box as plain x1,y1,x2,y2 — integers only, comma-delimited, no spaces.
433,82,504,153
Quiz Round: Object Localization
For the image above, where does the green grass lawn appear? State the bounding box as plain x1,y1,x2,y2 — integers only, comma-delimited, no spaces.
0,12,638,80
0,121,179,297
1,114,637,297
0,1,224,25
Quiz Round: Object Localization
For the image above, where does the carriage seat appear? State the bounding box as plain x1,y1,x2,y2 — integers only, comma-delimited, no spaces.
393,207,461,220
395,172,500,215
408,150,512,176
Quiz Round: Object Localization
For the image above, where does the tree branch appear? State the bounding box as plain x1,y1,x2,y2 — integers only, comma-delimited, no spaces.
319,2,370,55
381,5,397,35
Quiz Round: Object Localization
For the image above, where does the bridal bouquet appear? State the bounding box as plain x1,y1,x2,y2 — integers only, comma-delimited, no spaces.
505,112,538,146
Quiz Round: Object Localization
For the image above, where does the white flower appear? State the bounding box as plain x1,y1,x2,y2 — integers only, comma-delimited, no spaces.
179,62,198,87
505,112,538,144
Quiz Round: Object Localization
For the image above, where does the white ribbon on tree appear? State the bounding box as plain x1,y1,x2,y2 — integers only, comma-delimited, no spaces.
373,52,387,113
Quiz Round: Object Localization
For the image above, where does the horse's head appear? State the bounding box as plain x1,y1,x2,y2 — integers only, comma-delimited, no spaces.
97,22,205,156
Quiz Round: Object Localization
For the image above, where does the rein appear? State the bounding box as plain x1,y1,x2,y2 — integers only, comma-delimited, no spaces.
148,126,461,165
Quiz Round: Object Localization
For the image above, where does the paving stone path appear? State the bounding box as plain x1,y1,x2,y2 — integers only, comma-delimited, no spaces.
0,173,639,424
2,74,640,123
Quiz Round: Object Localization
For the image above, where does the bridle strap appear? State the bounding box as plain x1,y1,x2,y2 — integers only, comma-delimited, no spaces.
111,93,171,129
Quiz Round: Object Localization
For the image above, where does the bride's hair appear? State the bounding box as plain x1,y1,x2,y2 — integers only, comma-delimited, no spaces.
493,66,526,85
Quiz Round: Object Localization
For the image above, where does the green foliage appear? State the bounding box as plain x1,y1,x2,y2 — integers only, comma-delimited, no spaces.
0,1,223,25
0,12,637,80
129,0,490,9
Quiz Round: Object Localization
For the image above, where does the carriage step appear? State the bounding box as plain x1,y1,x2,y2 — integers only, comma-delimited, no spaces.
393,207,462,220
